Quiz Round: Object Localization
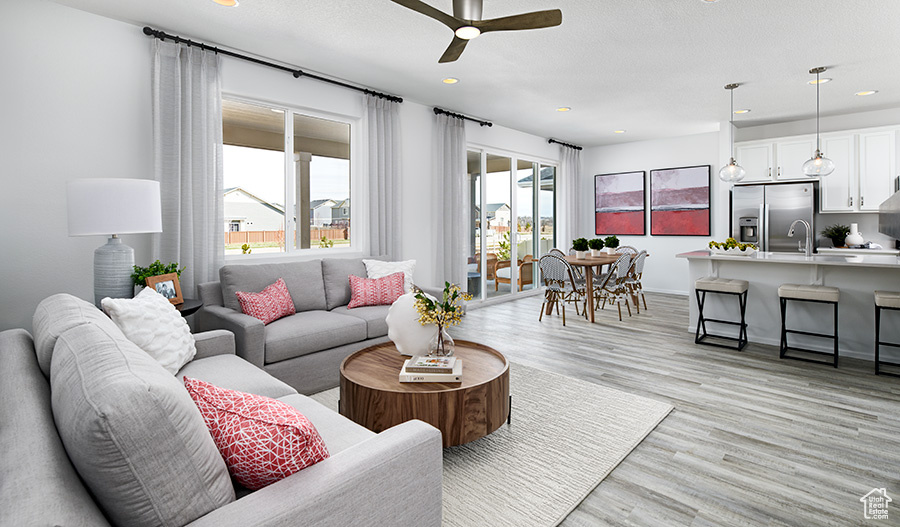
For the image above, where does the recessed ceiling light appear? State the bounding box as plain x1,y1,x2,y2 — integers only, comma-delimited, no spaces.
808,78,832,85
271,108,284,113
613,130,626,134
442,77,459,84
556,107,571,112
855,90,878,96
211,0,239,6
701,0,719,3
733,109,751,114
455,26,481,40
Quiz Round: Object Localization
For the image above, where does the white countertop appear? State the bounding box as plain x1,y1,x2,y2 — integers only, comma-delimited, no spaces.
677,250,900,269
816,247,900,256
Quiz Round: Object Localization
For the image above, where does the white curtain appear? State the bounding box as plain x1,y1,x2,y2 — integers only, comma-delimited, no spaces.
366,95,401,259
433,114,468,287
558,145,583,248
151,40,224,296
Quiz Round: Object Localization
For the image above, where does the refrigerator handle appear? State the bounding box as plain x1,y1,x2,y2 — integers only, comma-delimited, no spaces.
762,204,769,252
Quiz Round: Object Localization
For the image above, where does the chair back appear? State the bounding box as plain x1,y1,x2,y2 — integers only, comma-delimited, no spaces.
549,248,565,257
616,246,638,256
613,253,632,284
539,254,568,291
631,250,647,277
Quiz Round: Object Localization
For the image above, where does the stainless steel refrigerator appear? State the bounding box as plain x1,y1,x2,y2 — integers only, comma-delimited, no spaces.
731,182,816,253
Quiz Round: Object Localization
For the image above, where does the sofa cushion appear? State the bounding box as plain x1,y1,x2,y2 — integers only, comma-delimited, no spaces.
101,287,197,374
184,377,330,490
235,278,296,325
322,258,369,310
348,272,405,309
330,305,391,339
363,259,416,293
277,394,376,455
264,311,367,364
221,261,326,313
32,293,122,378
177,354,297,399
50,323,235,527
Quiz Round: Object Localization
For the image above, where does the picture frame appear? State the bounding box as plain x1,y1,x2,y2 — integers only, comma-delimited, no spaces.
594,171,646,235
146,273,184,305
649,165,710,236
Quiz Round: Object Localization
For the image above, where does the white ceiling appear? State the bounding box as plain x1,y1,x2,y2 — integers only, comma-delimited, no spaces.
52,0,900,147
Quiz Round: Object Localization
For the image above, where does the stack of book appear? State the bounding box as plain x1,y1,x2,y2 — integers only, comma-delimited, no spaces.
399,355,463,383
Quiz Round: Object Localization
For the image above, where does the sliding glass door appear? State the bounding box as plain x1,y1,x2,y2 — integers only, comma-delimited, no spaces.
467,149,556,302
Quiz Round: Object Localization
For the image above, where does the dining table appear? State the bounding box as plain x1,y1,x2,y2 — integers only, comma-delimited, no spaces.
562,252,649,323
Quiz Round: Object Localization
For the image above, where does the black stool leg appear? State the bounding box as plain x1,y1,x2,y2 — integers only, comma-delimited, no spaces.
875,304,881,375
833,301,839,368
738,290,748,350
695,290,707,344
779,297,787,358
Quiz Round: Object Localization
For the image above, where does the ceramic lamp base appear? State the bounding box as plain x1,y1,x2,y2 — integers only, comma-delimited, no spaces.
94,236,135,306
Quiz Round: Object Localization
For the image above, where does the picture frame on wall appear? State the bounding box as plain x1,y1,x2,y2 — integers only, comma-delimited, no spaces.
146,273,184,305
649,165,711,236
594,171,646,235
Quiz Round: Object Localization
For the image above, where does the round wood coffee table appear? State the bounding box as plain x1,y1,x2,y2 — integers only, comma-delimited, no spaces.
339,340,510,447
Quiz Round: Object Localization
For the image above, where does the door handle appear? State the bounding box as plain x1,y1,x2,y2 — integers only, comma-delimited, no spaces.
777,167,782,178
861,196,865,207
849,197,853,207
768,168,772,179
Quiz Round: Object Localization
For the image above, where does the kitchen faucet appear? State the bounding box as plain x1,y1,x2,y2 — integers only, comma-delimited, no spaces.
787,219,813,257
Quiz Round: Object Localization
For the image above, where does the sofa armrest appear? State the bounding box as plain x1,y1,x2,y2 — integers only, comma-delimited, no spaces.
187,420,442,527
192,330,236,360
194,305,266,368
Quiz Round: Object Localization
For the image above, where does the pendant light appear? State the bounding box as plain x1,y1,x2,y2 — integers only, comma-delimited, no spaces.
802,67,835,177
718,83,746,183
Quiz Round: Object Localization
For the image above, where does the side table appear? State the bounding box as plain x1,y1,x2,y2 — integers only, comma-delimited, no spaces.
176,298,203,317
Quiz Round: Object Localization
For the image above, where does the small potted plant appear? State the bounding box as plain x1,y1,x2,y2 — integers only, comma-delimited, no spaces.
131,260,185,289
588,238,605,257
414,282,472,357
572,238,589,259
820,224,850,248
603,235,620,254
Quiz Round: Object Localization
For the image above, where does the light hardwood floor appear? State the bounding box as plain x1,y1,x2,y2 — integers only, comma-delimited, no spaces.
453,292,900,527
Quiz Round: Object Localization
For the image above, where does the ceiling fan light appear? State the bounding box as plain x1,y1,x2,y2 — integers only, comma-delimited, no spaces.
455,26,481,40
211,0,238,6
802,151,835,177
718,158,746,183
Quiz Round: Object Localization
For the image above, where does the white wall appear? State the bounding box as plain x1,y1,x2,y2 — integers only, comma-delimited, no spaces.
582,132,724,295
0,0,558,331
0,0,154,332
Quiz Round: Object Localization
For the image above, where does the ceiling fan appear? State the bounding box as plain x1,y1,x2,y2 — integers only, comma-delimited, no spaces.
391,0,563,63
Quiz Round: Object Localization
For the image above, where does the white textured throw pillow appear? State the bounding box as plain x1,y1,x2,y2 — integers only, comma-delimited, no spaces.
101,287,196,374
363,259,416,293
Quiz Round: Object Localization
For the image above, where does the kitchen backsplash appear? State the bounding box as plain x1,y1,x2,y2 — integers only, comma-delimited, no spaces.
814,212,896,248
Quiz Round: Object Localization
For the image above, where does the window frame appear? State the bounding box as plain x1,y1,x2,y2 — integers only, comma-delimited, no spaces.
222,94,361,262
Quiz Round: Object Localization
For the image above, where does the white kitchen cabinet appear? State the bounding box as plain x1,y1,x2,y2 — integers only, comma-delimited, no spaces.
735,143,773,183
858,131,896,211
818,135,856,212
774,137,816,180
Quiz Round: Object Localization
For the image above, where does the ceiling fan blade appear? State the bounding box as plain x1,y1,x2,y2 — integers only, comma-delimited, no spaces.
475,9,562,33
391,0,462,30
439,37,469,63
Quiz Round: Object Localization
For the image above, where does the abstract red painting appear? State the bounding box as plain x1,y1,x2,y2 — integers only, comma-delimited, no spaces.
650,165,710,236
594,171,645,235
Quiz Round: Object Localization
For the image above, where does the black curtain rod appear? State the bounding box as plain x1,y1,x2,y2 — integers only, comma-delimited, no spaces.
548,138,582,151
433,107,492,127
142,27,403,103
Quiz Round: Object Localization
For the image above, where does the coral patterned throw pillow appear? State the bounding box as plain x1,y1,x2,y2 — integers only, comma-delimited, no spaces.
235,278,296,324
347,272,405,309
183,377,329,490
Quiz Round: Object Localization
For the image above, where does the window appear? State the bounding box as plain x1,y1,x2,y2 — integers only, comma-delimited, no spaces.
466,149,556,301
222,99,352,256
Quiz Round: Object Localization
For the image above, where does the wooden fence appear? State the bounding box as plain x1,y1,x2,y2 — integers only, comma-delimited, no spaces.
225,228,348,245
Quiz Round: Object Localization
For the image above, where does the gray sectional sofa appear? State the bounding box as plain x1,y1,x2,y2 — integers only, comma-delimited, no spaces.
0,293,442,526
197,257,432,394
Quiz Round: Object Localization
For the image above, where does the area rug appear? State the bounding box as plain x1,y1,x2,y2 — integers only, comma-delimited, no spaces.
310,362,673,527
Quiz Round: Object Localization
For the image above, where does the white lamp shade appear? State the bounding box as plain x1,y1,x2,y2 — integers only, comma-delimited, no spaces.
67,178,163,236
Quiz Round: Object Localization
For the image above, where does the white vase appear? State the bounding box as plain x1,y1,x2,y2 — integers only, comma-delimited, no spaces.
575,250,587,260
605,247,617,255
590,249,602,257
845,223,864,246
386,293,437,356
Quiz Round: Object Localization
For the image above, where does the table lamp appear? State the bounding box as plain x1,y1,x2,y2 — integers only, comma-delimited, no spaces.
67,179,163,306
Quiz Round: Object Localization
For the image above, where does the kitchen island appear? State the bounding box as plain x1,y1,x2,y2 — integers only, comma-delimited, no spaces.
677,250,900,361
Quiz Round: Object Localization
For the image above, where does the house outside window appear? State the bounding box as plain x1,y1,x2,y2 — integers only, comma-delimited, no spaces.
222,98,352,256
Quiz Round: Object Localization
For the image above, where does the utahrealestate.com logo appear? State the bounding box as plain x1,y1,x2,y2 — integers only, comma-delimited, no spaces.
860,488,891,520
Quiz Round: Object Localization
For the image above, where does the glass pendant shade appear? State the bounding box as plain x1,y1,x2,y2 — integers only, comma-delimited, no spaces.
802,150,835,177
718,158,746,183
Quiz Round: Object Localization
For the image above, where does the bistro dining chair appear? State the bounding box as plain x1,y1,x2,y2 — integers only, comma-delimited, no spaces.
539,254,587,325
624,250,648,312
551,248,587,313
595,252,633,321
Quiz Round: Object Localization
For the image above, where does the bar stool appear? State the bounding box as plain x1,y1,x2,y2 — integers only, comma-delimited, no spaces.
778,284,839,367
694,277,749,351
875,290,900,376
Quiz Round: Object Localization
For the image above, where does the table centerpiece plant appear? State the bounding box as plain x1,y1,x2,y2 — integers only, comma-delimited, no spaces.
572,237,589,259
603,235,620,254
588,238,605,257
821,224,850,248
414,282,472,357
131,260,185,288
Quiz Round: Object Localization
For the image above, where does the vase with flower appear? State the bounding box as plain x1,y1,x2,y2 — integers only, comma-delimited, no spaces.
414,282,472,357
